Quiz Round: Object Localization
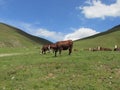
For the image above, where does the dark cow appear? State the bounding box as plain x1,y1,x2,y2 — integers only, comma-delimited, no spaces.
41,44,50,54
114,48,120,51
114,45,120,51
54,40,73,57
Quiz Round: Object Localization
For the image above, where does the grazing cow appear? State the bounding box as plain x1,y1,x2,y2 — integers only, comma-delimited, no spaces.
114,45,120,51
49,43,57,53
97,46,112,51
114,48,120,51
84,48,95,51
54,40,73,57
92,48,99,51
41,44,51,54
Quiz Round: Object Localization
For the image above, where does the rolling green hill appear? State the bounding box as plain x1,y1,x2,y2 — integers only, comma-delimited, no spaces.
0,23,52,48
74,25,120,49
1,22,120,50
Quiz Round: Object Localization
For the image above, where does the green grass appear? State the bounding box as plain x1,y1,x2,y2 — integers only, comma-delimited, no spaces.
0,48,120,90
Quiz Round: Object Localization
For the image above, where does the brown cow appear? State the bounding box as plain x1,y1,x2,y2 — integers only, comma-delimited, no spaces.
97,46,112,51
41,44,51,54
41,43,57,54
87,46,112,51
54,40,73,57
49,43,57,53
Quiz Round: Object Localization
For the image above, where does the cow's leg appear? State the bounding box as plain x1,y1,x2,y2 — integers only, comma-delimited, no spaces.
69,47,72,55
58,47,62,55
42,49,45,54
69,49,71,55
43,49,47,54
44,51,46,54
55,49,58,57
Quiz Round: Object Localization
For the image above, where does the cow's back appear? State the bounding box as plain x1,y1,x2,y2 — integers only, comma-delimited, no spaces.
56,40,73,47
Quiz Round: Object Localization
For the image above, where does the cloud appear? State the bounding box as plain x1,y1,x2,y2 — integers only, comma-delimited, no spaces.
80,0,120,19
34,28,64,41
64,28,99,41
20,22,99,42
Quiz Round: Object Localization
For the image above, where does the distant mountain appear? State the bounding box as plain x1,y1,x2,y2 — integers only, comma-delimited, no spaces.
0,23,52,48
74,24,120,49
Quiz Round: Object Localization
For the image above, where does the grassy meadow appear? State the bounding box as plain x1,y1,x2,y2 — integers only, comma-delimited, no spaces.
0,48,120,90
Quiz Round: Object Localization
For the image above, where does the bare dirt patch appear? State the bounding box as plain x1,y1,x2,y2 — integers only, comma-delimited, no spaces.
0,53,22,57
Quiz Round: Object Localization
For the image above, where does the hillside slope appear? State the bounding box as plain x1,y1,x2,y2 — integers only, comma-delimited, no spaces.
0,23,52,48
74,25,120,49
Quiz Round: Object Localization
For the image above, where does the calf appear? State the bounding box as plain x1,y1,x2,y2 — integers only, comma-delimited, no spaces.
41,44,51,54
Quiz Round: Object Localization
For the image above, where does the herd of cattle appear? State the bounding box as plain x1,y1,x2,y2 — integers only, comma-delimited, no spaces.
41,40,120,57
85,45,120,51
